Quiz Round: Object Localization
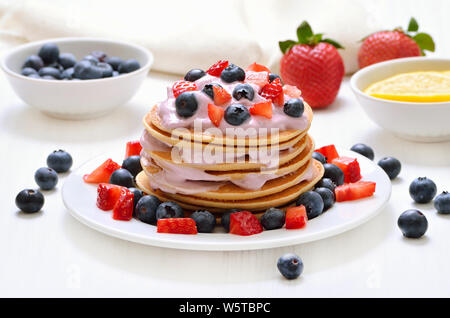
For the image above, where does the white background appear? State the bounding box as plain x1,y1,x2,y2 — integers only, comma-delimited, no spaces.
1,0,450,297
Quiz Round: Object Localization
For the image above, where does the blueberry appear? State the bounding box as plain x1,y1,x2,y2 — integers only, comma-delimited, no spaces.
22,55,44,71
260,207,285,230
315,178,336,193
232,83,255,101
112,71,120,77
135,195,161,224
27,74,41,79
105,56,123,71
96,62,113,77
398,209,428,238
91,51,107,62
184,69,206,82
21,67,37,76
221,209,240,232
409,177,437,204
175,92,198,118
46,150,73,173
118,59,140,73
74,60,103,80
58,53,77,69
323,163,345,186
34,167,58,190
156,201,184,220
109,168,134,188
220,64,245,83
61,67,74,80
351,143,374,160
378,157,401,180
47,62,64,72
38,43,59,64
314,187,335,212
38,67,61,79
122,155,142,178
296,191,324,219
15,189,44,213
269,73,281,83
41,75,56,80
201,83,221,100
224,104,250,126
277,253,303,280
283,98,304,118
434,191,450,214
190,210,216,233
83,55,99,64
312,151,327,164
128,187,143,214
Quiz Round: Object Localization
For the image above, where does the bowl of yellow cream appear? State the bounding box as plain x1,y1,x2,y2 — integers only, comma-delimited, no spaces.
351,57,450,142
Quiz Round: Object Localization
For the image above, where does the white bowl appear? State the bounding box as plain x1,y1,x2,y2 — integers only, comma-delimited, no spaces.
350,57,450,142
1,37,153,119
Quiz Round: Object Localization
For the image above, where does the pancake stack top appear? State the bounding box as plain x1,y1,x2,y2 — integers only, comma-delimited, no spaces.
136,61,324,215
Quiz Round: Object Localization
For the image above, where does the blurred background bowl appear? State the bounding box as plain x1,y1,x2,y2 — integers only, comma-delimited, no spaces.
1,37,153,120
350,57,450,142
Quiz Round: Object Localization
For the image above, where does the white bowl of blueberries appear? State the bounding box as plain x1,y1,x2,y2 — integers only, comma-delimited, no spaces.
1,38,153,119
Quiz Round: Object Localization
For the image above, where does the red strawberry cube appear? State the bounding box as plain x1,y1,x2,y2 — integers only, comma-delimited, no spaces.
96,183,123,211
229,211,263,236
315,144,339,163
157,218,198,234
260,78,283,103
249,101,272,119
285,206,307,229
83,158,121,184
208,103,224,127
283,85,302,98
206,60,229,76
125,140,142,159
335,181,376,202
246,62,270,73
112,188,134,221
172,80,197,98
245,71,269,88
331,156,362,183
212,85,231,106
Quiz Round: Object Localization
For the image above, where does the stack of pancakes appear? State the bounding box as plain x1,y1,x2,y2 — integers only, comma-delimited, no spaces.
136,102,324,217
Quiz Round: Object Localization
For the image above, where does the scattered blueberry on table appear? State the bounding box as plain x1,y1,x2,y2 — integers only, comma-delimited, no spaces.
15,189,45,213
398,209,428,239
277,253,304,280
20,43,140,80
34,167,58,190
378,156,401,180
47,150,73,173
350,143,375,160
434,191,450,214
409,177,437,204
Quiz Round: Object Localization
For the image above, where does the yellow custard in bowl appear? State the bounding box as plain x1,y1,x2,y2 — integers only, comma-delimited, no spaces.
364,71,450,103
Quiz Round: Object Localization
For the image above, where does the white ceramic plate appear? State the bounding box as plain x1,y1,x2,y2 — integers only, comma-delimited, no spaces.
62,150,391,251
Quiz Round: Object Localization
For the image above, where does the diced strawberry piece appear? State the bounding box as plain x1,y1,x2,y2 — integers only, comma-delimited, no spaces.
83,159,121,184
125,140,142,159
112,188,134,221
229,211,263,236
208,103,225,127
249,101,272,119
96,183,123,211
283,85,302,98
245,71,269,87
273,92,285,107
246,62,271,73
315,144,340,163
206,60,229,76
331,156,362,183
157,218,198,234
286,206,307,229
260,78,283,102
212,85,231,105
335,181,376,202
172,80,197,98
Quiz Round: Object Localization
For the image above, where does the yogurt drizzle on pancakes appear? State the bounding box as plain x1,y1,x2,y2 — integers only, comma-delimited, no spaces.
136,63,324,213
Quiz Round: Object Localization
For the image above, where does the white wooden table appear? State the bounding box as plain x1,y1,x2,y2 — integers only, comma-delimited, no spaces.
1,69,449,297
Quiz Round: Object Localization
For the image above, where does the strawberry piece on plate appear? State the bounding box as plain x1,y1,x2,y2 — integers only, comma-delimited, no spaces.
331,156,362,183
285,206,307,229
172,80,197,98
212,85,232,106
125,140,142,158
206,60,229,77
112,188,134,221
229,211,263,236
83,158,121,184
157,218,198,234
245,71,269,88
249,101,272,119
335,181,376,202
246,62,271,73
315,144,339,163
260,78,283,103
96,183,123,211
208,103,225,127
283,85,302,98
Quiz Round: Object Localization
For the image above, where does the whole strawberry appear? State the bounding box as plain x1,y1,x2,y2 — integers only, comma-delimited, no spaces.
358,17,435,68
279,21,345,108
